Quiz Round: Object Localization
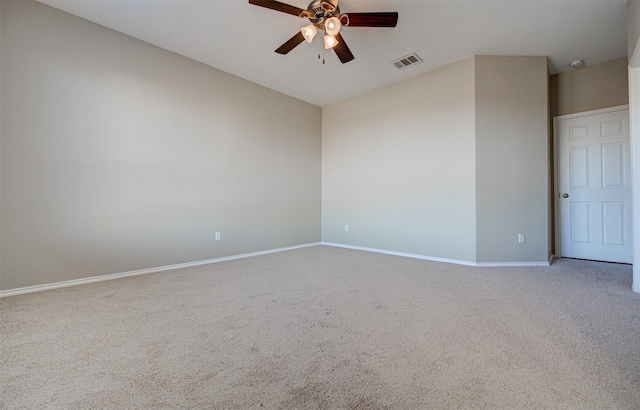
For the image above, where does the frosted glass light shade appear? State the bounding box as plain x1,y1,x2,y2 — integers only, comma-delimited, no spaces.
301,24,317,43
324,34,338,49
324,16,341,36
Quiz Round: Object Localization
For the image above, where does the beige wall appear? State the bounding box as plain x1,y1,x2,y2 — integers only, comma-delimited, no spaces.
0,2,566,290
323,56,550,264
549,57,629,256
475,56,550,263
550,58,629,117
0,1,322,290
322,58,478,262
629,0,640,293
629,0,640,61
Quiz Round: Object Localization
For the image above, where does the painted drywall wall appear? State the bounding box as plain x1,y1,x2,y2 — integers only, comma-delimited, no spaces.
629,0,640,61
0,1,322,291
322,58,477,262
548,57,628,258
550,58,629,117
547,68,554,257
0,0,3,289
323,55,550,264
628,0,640,293
475,56,549,263
630,66,640,293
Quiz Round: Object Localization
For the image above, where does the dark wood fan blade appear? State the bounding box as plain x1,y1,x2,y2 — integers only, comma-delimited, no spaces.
275,32,305,54
333,33,354,63
343,12,398,27
248,0,306,17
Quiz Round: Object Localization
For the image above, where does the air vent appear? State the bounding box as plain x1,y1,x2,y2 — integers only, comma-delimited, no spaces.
391,53,422,70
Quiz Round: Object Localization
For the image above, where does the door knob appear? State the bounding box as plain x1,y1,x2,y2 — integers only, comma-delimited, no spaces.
562,193,569,198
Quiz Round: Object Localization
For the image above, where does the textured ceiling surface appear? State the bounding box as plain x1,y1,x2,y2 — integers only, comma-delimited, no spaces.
38,0,629,107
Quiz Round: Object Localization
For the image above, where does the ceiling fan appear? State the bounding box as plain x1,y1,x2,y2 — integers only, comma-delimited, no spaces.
248,0,398,64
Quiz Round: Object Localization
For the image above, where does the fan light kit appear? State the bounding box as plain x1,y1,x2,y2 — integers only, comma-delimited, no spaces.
302,24,317,42
324,34,338,49
249,0,399,63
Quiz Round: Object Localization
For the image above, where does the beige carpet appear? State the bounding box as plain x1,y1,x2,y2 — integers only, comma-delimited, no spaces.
2,245,640,409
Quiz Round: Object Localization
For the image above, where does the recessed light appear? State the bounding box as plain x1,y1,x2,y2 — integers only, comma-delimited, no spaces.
569,59,585,68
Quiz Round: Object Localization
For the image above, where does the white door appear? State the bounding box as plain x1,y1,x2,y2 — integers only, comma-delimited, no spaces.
557,108,632,263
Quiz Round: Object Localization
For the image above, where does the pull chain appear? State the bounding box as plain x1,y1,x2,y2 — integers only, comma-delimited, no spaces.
314,33,326,65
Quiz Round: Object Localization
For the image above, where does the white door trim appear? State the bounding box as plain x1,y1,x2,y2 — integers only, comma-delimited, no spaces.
554,105,629,122
629,65,640,293
553,104,630,261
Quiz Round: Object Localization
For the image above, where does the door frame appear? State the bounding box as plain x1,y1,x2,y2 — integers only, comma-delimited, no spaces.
629,61,640,293
553,104,630,261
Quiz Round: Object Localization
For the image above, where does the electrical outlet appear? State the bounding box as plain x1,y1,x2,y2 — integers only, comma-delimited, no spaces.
518,233,525,243
215,232,221,241
345,225,349,232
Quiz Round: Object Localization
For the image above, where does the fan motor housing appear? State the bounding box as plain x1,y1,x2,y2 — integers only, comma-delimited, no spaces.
319,0,339,12
305,0,340,23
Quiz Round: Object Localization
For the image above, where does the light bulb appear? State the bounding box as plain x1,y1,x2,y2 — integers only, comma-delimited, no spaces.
324,34,338,49
324,16,341,36
301,24,317,43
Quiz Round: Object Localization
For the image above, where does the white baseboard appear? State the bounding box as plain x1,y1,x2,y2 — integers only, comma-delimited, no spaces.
0,242,322,298
1,241,553,297
475,261,551,267
322,242,478,266
321,242,551,267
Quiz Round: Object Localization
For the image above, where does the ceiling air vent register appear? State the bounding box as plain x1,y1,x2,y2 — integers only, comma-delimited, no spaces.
392,53,422,69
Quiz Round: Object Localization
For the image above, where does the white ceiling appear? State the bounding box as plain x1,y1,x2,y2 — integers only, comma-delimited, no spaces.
38,0,629,107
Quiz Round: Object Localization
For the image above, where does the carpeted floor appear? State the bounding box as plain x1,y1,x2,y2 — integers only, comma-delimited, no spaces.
1,245,640,409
